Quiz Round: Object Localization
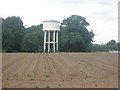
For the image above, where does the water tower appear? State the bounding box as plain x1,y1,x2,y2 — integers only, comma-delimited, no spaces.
43,20,60,52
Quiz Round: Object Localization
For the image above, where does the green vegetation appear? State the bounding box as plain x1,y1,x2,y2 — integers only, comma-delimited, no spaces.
90,41,119,52
35,86,38,88
2,15,119,53
2,16,43,52
21,25,43,52
46,85,50,88
60,15,94,52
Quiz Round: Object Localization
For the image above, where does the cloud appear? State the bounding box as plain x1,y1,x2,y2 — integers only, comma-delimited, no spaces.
49,0,119,4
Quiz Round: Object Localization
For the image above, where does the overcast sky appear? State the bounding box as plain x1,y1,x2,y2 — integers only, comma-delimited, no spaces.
0,0,119,44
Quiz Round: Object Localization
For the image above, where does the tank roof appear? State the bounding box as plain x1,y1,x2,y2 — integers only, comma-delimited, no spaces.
43,20,60,23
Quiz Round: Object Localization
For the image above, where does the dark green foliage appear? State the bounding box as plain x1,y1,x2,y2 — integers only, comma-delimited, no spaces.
107,40,116,46
21,24,43,52
60,15,94,52
90,40,119,52
2,15,95,53
2,16,25,52
90,44,108,52
2,16,43,52
118,43,120,51
3,15,119,53
46,85,50,88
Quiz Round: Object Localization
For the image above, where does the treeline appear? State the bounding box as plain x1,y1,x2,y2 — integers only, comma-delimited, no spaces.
1,15,119,52
90,40,119,52
2,16,44,52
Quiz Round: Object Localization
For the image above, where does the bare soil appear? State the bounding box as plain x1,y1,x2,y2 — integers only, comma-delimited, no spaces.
2,52,118,88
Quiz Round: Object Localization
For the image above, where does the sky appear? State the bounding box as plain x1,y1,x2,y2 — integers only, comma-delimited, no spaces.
0,0,119,44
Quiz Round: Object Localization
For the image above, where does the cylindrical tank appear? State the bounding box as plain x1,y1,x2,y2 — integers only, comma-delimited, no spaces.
43,20,60,31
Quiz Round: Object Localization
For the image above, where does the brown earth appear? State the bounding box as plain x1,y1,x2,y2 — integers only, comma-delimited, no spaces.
2,52,118,88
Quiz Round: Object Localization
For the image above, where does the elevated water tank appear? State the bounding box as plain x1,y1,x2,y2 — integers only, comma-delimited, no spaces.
43,20,60,31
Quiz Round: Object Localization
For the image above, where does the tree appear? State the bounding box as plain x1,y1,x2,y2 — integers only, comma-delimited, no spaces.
2,16,25,52
60,15,94,52
2,15,95,52
90,40,118,52
21,24,43,52
117,42,120,51
107,40,116,46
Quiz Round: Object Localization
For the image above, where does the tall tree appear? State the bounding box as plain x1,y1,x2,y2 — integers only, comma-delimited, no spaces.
60,15,94,52
2,16,25,52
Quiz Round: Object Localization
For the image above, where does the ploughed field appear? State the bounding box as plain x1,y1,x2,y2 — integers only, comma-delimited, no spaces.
2,53,118,88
